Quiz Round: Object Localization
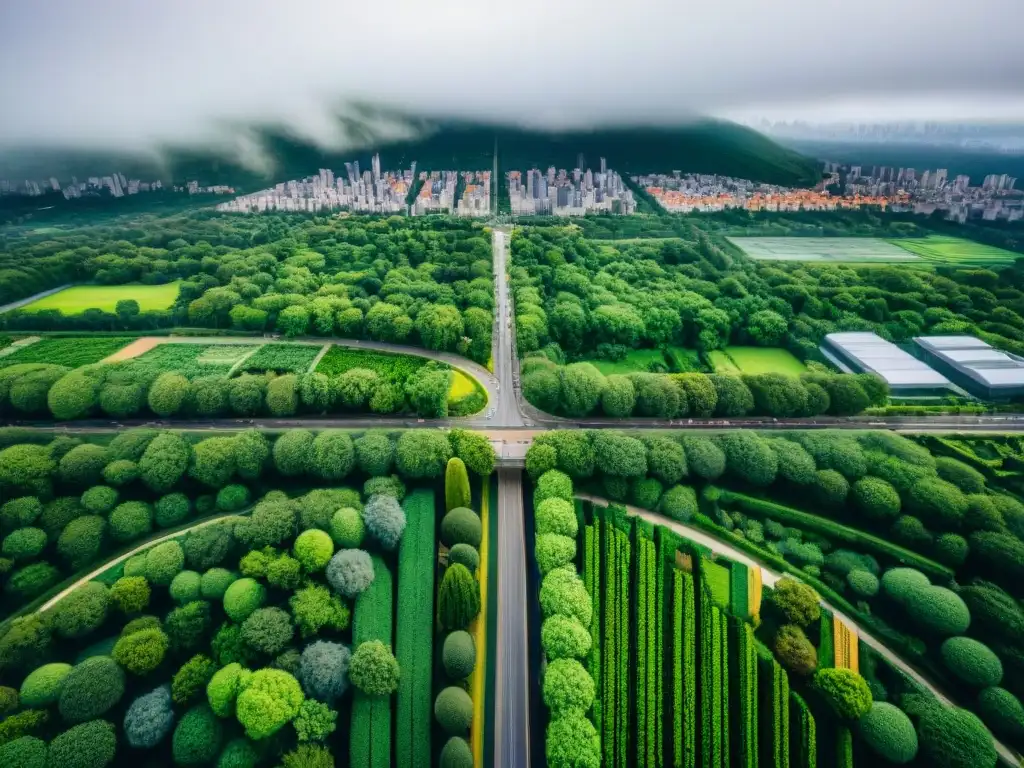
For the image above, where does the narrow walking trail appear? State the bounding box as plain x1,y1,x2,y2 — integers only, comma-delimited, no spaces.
577,493,1021,768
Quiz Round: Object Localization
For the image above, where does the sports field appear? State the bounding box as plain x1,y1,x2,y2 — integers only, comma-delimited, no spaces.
886,236,1021,267
709,346,806,376
20,282,182,313
728,235,1020,267
728,237,920,263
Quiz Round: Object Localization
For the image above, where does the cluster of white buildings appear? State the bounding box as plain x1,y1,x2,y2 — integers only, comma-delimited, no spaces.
215,155,412,214
410,170,491,217
0,173,235,200
507,158,636,216
825,163,1024,222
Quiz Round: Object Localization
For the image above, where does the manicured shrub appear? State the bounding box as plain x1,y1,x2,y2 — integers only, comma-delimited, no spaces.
173,704,224,766
299,641,350,705
107,576,150,615
102,459,138,487
660,485,698,522
309,430,355,481
814,469,849,505
395,430,452,478
448,543,480,572
535,498,577,538
0,736,46,768
289,583,349,639
918,706,997,768
535,470,573,503
168,571,202,605
0,496,43,532
112,627,169,675
439,736,473,768
539,567,592,625
969,530,1024,581
326,549,374,599
934,533,969,567
121,615,161,637
354,431,395,476
51,581,109,640
442,631,476,679
774,624,818,675
881,567,930,601
235,497,296,549
107,500,152,543
235,668,304,739
0,685,16,714
57,515,106,570
81,486,118,515
223,578,266,623
184,524,235,572
847,569,880,598
217,738,259,768
215,484,249,513
768,577,820,627
190,436,238,488
361,494,406,550
718,431,778,487
138,432,191,493
201,568,236,600
541,615,591,660
631,477,664,509
907,478,968,530
47,720,117,768
4,561,60,602
441,507,481,548
292,529,334,573
144,540,185,586
857,701,918,763
364,475,405,501
293,698,337,742
59,656,125,722
349,639,400,695
936,456,987,494
535,533,576,576
543,657,594,714
207,663,250,717
328,507,364,548
977,687,1024,740
435,685,473,734
241,607,294,656
445,457,471,512
959,580,1024,644
546,712,600,768
769,438,817,485
59,444,109,487
19,662,71,708
941,637,1002,687
438,563,480,631
123,685,175,748
122,554,147,577
165,600,212,653
154,492,191,528
281,744,333,768
906,586,971,636
1,527,45,562
148,372,189,417
812,667,872,720
0,708,47,748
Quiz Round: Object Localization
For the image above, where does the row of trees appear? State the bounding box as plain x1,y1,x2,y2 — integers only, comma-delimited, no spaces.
521,357,888,418
0,359,465,422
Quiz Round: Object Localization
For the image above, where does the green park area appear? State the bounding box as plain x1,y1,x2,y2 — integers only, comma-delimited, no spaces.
708,346,806,376
20,282,182,313
582,348,669,376
728,235,1020,267
887,235,1022,267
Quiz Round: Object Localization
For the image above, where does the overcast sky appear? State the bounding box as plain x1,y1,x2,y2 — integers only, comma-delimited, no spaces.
1,0,1023,153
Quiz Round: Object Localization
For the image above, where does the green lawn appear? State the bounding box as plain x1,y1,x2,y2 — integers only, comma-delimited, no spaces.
711,347,806,376
20,282,182,313
580,348,668,375
888,236,1020,267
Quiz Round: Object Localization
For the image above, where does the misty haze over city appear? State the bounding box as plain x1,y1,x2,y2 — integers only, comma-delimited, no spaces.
1,0,1024,158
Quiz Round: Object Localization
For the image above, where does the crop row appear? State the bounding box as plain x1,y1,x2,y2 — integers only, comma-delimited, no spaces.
0,337,134,369
600,515,631,767
238,343,322,374
395,489,435,767
351,556,394,768
699,582,729,768
735,620,758,768
790,693,817,768
635,529,661,768
316,346,428,383
671,569,696,768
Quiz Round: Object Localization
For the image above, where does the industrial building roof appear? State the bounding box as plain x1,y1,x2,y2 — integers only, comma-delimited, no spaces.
915,336,1024,389
823,332,952,388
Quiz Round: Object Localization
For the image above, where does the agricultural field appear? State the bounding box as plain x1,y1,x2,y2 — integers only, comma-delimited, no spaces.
0,337,133,369
237,343,323,375
887,235,1021,267
527,429,1024,767
727,237,920,263
18,282,182,313
580,349,669,376
709,346,807,376
0,428,497,768
132,343,262,379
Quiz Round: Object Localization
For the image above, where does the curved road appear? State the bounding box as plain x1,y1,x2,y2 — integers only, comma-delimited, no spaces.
577,493,1020,768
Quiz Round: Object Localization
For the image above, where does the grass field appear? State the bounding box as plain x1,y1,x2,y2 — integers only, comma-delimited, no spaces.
449,370,478,400
887,235,1021,266
728,237,919,263
710,347,806,376
20,282,182,313
581,348,668,375
133,343,260,379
